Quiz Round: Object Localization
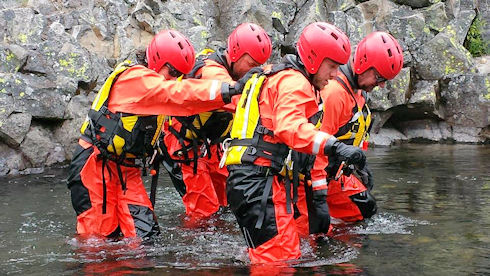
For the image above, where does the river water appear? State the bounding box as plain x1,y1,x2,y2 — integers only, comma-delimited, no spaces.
0,144,488,275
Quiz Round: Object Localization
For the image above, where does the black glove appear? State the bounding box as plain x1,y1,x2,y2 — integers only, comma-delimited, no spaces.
220,66,264,103
308,189,331,234
356,164,374,191
324,137,366,169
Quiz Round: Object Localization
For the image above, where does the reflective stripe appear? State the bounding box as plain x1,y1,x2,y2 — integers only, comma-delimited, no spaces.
209,80,219,100
312,178,327,188
312,131,328,155
241,77,259,138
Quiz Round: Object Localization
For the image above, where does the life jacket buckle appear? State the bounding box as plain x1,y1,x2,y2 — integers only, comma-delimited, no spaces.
248,146,257,155
99,105,109,115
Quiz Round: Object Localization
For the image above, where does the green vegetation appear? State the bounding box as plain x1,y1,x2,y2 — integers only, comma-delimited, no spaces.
464,15,489,57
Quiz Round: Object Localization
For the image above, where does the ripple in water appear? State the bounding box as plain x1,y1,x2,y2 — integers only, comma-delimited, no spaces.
349,212,430,235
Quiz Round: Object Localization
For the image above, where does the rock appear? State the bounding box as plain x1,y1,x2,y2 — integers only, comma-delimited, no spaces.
370,110,394,134
0,112,32,148
369,128,407,147
439,74,490,128
20,125,57,167
414,33,475,80
369,67,411,111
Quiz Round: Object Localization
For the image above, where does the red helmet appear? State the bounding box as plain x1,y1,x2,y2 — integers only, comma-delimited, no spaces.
353,31,403,80
146,30,195,74
296,22,351,74
227,23,272,64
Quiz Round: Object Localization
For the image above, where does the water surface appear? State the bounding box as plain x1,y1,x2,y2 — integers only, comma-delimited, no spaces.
0,144,488,275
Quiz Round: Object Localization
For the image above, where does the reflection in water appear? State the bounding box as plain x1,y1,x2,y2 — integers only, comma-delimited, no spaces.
0,144,488,275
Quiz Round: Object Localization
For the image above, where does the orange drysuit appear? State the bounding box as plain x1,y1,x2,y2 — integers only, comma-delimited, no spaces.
311,66,376,222
226,56,332,263
68,65,232,238
163,51,238,219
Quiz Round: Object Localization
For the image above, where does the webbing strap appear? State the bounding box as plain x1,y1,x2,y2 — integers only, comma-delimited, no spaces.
255,174,274,229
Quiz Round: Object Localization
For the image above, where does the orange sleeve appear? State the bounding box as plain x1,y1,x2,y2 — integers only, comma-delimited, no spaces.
270,70,331,156
311,77,355,184
107,66,226,116
199,59,238,112
320,82,349,135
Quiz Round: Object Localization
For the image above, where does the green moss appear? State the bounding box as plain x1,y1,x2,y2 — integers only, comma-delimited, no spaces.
18,33,28,44
5,51,15,62
271,11,282,19
464,15,489,57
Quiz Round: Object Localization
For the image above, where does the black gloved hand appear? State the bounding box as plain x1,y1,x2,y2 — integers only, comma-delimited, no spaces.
324,137,366,170
308,189,331,234
220,66,264,103
356,164,374,191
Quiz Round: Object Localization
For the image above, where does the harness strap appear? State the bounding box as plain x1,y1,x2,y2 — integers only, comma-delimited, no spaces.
255,173,274,229
150,161,159,207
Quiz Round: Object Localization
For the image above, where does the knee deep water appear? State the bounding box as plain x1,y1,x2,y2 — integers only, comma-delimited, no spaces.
0,144,488,275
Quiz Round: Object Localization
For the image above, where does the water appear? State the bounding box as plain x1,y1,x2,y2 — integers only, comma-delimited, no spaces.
0,144,488,275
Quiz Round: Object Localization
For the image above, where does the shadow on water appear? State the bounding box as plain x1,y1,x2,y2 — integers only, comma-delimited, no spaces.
0,144,488,275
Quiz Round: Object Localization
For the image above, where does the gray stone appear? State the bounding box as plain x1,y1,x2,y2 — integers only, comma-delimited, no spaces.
0,45,27,73
398,119,449,142
0,112,32,148
54,94,94,160
414,33,475,80
369,128,407,147
370,110,393,134
369,67,411,111
392,0,437,8
440,9,476,45
407,80,441,118
20,125,55,167
1,8,46,47
381,8,433,53
0,143,26,176
421,2,449,32
439,74,490,128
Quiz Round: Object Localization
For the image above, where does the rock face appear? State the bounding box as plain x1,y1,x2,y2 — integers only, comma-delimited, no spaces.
0,0,488,175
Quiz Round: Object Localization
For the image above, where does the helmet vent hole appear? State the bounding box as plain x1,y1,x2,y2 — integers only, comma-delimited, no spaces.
317,24,326,31
178,42,184,50
169,31,176,38
156,51,160,59
331,33,338,40
396,46,401,54
257,35,262,42
387,48,392,57
250,24,256,31
342,45,346,52
381,36,387,43
392,64,395,70
310,50,317,58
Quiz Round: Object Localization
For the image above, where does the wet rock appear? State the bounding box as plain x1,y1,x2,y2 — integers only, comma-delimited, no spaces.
370,111,394,134
370,128,407,147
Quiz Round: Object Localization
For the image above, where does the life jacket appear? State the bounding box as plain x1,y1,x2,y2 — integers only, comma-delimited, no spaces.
224,54,322,226
166,49,233,170
79,60,165,213
223,56,310,172
334,73,372,149
80,61,165,161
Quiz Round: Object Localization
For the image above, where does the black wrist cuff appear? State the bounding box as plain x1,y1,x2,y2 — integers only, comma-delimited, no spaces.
221,83,232,104
323,136,338,156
